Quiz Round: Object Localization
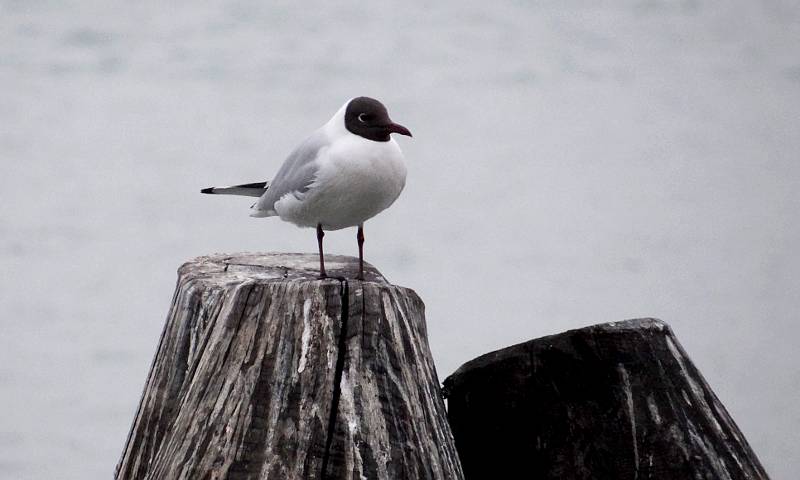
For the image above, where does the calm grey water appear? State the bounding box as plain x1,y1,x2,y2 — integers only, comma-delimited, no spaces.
2,1,799,478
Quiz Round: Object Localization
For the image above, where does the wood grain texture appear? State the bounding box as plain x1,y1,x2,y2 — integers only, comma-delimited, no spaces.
443,318,769,480
115,253,463,480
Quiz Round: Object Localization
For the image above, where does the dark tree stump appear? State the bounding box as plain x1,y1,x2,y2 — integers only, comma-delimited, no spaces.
443,318,769,480
115,253,463,480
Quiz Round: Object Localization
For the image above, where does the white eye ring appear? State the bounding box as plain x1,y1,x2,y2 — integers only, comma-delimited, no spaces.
358,113,368,123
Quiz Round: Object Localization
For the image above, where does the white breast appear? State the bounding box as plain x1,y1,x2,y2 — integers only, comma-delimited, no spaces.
274,134,407,230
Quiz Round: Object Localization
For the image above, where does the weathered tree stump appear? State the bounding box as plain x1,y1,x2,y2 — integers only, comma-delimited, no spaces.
443,318,769,480
116,253,463,480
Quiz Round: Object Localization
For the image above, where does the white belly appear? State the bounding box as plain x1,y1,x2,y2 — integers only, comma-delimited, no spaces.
275,136,407,230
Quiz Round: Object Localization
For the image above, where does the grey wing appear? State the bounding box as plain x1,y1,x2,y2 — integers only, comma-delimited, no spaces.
201,181,268,197
251,129,328,215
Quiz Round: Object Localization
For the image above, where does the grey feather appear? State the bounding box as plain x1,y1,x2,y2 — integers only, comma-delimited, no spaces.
201,181,268,197
251,129,327,214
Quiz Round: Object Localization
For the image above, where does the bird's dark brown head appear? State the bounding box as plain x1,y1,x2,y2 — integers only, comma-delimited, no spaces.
344,97,412,142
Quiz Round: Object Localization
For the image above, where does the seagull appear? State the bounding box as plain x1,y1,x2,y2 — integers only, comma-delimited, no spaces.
201,96,411,280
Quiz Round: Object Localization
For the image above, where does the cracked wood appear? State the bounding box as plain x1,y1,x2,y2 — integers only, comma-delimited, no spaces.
443,318,769,480
115,253,463,480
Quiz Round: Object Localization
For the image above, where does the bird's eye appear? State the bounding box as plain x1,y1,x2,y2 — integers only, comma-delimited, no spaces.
358,113,372,123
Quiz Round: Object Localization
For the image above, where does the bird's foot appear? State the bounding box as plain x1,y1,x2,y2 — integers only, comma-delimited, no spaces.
318,272,328,280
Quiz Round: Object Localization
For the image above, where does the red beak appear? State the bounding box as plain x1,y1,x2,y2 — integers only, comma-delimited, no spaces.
387,122,412,137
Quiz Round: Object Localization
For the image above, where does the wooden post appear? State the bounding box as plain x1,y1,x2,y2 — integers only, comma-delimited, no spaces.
443,318,769,480
115,253,463,480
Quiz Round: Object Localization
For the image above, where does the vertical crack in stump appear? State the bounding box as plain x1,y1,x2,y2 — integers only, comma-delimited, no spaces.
117,254,464,480
321,278,350,479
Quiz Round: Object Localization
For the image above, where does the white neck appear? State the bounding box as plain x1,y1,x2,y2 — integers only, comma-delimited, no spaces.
323,99,354,138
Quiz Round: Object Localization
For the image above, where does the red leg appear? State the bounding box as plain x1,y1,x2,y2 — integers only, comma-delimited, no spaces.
317,224,327,278
356,224,365,280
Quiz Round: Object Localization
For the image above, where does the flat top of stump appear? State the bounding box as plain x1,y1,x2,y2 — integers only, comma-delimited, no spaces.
179,252,388,285
445,318,671,389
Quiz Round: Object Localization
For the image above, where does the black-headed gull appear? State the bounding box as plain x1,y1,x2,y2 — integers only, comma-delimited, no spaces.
201,97,411,280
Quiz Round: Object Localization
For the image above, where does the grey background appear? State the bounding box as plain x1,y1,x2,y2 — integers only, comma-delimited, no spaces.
2,1,798,478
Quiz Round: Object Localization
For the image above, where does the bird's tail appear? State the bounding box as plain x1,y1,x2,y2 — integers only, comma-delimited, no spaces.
200,181,269,197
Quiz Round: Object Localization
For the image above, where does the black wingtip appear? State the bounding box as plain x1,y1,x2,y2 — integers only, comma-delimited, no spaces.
200,187,215,194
